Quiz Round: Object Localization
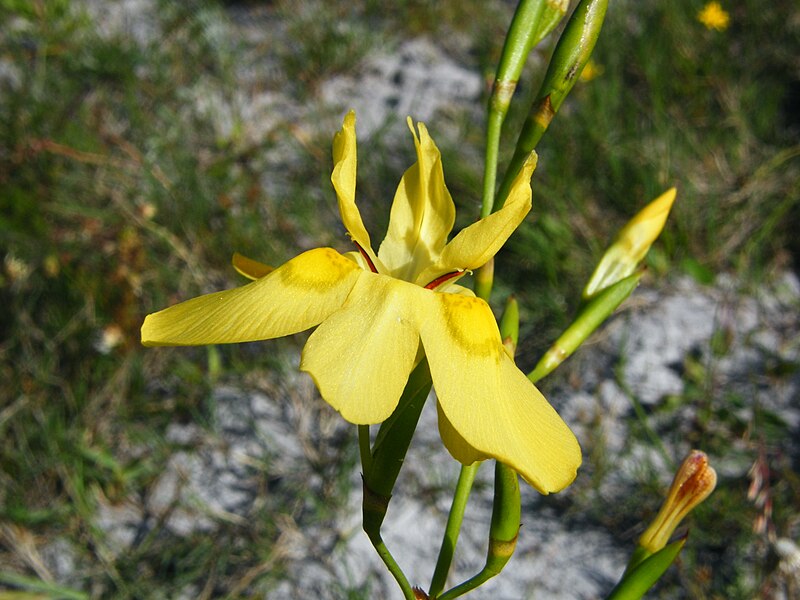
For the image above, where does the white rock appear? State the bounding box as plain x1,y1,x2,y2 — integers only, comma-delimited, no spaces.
321,38,482,137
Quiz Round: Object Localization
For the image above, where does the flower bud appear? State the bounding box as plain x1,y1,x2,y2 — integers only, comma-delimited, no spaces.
639,450,717,554
583,188,676,300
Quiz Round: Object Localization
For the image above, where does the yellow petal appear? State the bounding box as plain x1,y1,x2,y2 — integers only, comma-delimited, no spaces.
420,291,581,493
436,401,486,465
300,273,422,424
232,252,273,280
141,248,360,346
415,153,537,286
331,111,378,265
378,119,455,282
583,188,676,299
443,283,475,297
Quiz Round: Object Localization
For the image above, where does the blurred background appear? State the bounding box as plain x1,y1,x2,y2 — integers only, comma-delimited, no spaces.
1,0,799,598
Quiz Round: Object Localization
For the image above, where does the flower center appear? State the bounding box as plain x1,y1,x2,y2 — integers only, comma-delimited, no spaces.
352,240,461,290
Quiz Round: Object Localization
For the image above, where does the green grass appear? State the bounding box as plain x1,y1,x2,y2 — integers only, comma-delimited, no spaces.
1,0,799,597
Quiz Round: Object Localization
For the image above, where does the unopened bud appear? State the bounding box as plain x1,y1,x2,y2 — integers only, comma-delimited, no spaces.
639,450,717,554
583,188,676,300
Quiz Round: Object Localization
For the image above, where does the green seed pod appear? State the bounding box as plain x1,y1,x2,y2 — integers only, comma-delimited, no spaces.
492,0,569,116
497,0,609,206
482,0,568,217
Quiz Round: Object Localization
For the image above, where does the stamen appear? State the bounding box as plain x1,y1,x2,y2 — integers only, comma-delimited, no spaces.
353,240,378,273
424,271,462,290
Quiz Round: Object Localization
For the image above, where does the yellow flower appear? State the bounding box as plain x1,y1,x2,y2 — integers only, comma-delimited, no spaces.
579,58,604,83
142,112,581,494
582,188,676,300
697,2,730,32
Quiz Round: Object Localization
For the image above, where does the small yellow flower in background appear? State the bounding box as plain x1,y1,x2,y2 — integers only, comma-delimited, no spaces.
142,112,582,494
639,450,717,553
697,2,730,32
579,58,604,82
43,254,61,278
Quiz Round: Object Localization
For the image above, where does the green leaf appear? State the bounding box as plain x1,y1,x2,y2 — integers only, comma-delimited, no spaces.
367,359,432,498
681,257,715,285
0,571,87,600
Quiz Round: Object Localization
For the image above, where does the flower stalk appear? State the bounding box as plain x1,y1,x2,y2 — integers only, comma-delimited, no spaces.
436,463,521,600
529,272,641,383
360,360,433,598
428,463,480,598
605,538,687,600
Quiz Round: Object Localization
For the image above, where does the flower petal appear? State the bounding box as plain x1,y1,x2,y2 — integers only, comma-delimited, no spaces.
443,283,475,297
415,153,537,286
232,252,273,280
141,248,360,346
420,291,581,493
332,111,378,263
436,401,485,465
378,119,455,282
300,273,422,424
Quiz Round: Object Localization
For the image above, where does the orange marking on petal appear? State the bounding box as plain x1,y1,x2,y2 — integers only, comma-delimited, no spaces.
424,271,461,290
353,240,378,273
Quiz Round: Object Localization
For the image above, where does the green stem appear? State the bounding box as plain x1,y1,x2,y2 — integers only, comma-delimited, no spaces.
436,562,499,600
605,539,686,600
362,479,416,599
436,394,521,600
528,272,642,383
428,462,479,597
372,535,417,600
437,465,520,599
480,108,505,218
360,362,432,597
482,0,567,218
358,424,372,474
